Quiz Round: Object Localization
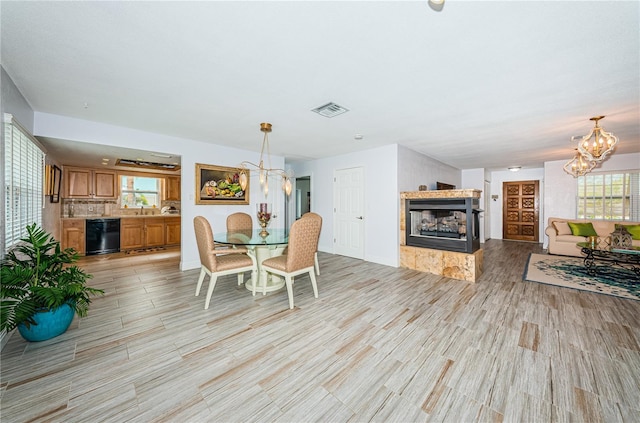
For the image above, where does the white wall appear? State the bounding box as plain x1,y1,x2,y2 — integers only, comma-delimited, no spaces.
489,168,545,242
543,152,640,247
397,145,460,192
290,144,399,267
34,112,285,271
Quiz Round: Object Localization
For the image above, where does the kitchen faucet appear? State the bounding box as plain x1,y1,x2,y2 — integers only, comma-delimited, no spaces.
140,206,144,215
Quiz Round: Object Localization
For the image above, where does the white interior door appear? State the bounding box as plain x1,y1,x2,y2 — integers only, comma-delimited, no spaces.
333,167,364,259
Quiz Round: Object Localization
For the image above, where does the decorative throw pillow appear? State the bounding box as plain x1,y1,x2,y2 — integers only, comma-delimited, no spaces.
552,221,572,236
567,222,598,237
615,224,640,240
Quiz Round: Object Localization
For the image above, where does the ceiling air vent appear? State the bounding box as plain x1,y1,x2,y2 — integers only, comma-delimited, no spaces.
312,102,349,118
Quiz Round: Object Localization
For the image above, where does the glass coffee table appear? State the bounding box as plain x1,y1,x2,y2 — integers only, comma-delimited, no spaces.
577,242,640,279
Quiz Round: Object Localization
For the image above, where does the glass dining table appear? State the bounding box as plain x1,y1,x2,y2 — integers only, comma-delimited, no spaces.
213,229,289,293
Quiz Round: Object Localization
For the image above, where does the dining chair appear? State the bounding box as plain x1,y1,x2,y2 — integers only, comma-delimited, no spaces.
260,216,322,309
302,212,322,275
193,216,257,309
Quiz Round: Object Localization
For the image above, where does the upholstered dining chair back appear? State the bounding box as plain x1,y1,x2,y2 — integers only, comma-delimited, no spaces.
302,212,322,275
285,216,322,272
194,215,219,271
227,212,253,233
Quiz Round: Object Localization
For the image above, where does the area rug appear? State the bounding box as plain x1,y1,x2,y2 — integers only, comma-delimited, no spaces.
523,253,639,300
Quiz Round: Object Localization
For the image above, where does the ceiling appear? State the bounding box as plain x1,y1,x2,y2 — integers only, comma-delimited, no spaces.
2,1,639,172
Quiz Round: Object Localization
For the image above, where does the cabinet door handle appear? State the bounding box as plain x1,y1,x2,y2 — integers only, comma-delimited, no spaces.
356,216,364,220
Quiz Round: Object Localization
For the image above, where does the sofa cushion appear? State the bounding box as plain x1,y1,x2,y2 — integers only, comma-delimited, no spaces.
615,224,640,240
568,222,598,237
552,221,572,235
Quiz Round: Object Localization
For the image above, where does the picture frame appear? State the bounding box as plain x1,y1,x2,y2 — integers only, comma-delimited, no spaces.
44,164,62,203
195,163,249,205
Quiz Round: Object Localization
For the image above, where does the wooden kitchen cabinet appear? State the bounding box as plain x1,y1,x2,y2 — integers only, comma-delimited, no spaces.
165,176,181,201
120,218,145,250
120,217,169,250
145,219,165,247
64,166,117,199
62,219,86,255
164,217,181,246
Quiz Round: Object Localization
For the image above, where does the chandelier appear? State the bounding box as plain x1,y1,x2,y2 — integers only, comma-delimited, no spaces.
576,116,618,163
563,115,618,178
563,148,596,177
238,123,292,197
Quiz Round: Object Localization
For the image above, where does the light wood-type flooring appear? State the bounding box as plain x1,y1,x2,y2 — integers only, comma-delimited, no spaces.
1,240,639,422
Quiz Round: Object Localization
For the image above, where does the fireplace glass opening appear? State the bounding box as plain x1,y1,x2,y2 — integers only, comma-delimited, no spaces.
411,210,467,239
405,198,480,253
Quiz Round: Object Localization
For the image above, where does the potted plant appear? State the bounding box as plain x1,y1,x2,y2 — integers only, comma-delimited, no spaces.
1,223,104,342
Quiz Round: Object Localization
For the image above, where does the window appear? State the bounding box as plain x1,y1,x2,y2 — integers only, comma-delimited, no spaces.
577,171,640,221
120,175,162,208
4,113,45,251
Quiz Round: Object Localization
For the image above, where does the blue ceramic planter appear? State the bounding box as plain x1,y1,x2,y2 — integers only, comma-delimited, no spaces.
17,303,75,342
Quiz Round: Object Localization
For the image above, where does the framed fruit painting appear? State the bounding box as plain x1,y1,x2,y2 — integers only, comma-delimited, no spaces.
195,163,249,205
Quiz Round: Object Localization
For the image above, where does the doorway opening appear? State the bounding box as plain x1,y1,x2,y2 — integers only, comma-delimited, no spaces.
296,176,311,219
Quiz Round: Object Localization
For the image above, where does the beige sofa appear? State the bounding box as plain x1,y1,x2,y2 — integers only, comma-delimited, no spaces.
545,217,640,257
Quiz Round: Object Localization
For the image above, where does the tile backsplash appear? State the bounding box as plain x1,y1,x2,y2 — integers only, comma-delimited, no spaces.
62,199,180,217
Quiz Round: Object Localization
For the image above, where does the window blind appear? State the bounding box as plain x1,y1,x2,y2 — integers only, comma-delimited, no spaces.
577,170,640,221
3,113,45,251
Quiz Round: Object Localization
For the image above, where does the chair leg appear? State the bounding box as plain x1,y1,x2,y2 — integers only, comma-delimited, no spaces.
237,272,244,286
261,269,268,296
195,267,206,296
204,275,218,309
309,270,319,298
314,252,320,276
285,275,295,309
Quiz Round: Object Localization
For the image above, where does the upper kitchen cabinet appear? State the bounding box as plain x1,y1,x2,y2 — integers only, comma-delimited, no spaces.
165,176,181,201
64,166,117,199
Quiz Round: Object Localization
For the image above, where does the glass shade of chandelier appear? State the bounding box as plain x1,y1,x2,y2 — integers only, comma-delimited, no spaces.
576,116,618,163
238,123,292,197
563,148,596,177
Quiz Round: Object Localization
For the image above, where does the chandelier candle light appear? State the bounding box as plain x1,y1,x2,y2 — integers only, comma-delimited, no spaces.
239,123,293,197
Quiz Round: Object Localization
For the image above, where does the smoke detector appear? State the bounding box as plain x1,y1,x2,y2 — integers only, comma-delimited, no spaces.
311,102,349,118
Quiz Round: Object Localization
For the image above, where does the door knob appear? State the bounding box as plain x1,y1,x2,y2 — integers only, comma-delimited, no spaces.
356,216,364,220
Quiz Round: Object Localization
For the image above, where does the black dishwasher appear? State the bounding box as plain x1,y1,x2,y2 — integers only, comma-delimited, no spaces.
86,218,121,255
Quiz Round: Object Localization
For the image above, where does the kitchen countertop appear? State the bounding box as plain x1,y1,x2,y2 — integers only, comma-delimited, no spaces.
62,215,180,220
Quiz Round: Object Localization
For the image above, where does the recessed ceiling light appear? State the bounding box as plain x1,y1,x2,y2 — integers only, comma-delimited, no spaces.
508,166,522,172
354,134,363,140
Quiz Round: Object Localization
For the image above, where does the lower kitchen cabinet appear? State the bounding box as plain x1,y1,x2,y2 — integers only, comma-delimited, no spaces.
62,219,86,255
120,216,181,250
120,218,145,250
145,219,165,247
164,217,181,246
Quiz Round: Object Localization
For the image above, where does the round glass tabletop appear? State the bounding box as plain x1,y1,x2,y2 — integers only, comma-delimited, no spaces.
213,229,289,246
